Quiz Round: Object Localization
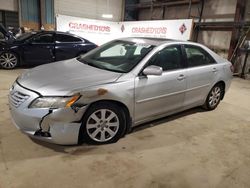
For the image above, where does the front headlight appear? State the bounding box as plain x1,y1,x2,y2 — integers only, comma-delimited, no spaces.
29,95,80,109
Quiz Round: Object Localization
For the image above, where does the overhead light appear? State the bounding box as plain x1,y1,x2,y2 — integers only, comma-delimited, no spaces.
102,0,113,19
102,14,113,19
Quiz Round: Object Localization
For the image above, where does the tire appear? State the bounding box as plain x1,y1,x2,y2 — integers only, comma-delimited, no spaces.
79,102,127,145
203,84,223,110
0,52,19,69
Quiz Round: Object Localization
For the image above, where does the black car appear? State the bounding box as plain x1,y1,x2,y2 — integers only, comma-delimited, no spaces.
0,26,97,69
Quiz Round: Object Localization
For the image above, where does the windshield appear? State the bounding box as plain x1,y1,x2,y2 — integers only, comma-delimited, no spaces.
16,33,35,41
77,40,154,73
0,32,4,40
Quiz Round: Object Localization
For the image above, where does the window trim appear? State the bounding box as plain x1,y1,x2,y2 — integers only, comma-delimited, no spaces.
138,44,185,76
183,44,217,68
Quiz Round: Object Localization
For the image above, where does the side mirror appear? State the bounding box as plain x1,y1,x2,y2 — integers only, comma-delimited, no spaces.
143,65,163,76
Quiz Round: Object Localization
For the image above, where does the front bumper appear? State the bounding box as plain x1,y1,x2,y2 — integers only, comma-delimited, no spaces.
9,82,87,145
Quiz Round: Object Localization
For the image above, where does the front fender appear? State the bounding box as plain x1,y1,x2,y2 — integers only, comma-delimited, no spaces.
77,79,135,121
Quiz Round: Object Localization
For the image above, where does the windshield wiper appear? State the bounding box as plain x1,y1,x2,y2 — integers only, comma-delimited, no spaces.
101,68,126,73
78,58,104,69
86,62,103,69
77,58,126,73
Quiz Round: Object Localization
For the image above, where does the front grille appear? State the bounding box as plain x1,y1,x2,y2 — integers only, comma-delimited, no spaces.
10,91,29,108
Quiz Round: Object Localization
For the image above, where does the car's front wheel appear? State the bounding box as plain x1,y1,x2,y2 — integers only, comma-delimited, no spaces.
0,52,19,69
203,84,223,110
79,102,126,144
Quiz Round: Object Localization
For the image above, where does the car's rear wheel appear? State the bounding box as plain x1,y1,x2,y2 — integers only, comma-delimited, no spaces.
0,52,19,69
79,102,126,144
203,84,223,110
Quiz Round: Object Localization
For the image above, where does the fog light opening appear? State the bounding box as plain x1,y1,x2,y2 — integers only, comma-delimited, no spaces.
34,129,51,137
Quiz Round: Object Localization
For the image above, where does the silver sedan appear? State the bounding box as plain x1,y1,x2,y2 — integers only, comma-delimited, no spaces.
9,38,233,145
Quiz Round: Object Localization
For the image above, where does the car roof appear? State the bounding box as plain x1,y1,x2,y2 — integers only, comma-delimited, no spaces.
35,30,85,39
117,37,201,47
118,37,183,46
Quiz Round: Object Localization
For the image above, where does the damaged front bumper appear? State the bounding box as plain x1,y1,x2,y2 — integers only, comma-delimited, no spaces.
9,82,87,145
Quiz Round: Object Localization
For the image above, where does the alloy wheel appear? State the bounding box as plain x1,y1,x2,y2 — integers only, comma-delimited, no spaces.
208,86,221,108
86,109,120,142
0,53,18,69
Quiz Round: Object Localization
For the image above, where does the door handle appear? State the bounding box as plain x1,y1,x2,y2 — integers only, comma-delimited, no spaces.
177,74,186,81
48,49,55,60
212,68,218,73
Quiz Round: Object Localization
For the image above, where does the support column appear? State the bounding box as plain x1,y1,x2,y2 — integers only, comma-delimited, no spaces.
228,0,246,60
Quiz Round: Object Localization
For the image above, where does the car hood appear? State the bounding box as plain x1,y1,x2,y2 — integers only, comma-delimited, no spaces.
0,23,15,41
0,40,17,47
17,59,122,96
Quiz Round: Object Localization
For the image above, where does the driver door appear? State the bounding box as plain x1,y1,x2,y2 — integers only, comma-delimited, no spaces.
22,33,55,65
134,45,187,123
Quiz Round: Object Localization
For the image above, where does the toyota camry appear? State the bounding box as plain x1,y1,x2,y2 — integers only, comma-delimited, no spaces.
9,38,233,145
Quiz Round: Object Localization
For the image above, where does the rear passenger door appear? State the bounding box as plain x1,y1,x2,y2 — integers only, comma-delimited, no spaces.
183,45,218,107
55,34,83,61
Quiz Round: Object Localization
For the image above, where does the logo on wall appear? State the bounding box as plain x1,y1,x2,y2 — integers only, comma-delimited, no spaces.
179,23,187,34
121,24,125,32
68,22,111,33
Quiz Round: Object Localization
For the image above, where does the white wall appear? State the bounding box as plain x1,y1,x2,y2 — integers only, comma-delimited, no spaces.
198,31,232,58
202,0,236,22
0,0,18,11
54,0,123,22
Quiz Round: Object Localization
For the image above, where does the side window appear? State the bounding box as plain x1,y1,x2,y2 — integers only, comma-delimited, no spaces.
185,46,215,67
148,45,182,71
56,34,82,43
32,33,53,43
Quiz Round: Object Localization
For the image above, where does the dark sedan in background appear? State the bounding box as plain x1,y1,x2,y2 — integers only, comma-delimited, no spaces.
0,29,97,69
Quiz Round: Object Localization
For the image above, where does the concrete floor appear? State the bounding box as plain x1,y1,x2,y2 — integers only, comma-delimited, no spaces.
0,69,250,188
